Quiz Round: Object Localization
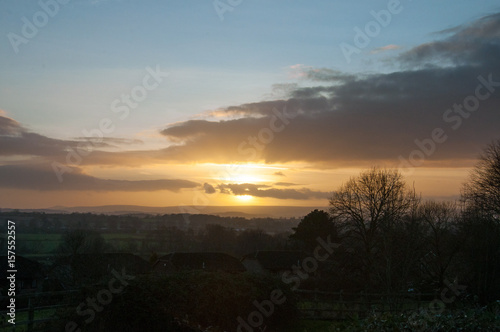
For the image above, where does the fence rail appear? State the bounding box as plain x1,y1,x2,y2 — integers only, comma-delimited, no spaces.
0,290,81,332
295,290,437,321
1,289,439,329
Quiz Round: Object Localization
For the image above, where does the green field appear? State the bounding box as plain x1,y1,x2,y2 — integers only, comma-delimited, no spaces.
15,233,150,256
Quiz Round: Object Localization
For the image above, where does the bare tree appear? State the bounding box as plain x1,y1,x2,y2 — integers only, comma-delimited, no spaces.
54,230,109,285
462,139,500,220
329,167,420,290
418,200,461,288
330,167,419,250
460,140,500,303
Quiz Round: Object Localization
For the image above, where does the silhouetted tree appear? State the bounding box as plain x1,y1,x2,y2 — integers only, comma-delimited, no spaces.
458,210,500,304
459,141,500,303
201,224,236,252
329,167,420,291
417,200,461,289
236,229,273,255
290,210,338,252
54,230,110,285
462,139,500,220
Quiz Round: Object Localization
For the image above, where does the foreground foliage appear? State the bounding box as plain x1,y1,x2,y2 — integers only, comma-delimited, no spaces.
316,302,500,332
56,271,298,331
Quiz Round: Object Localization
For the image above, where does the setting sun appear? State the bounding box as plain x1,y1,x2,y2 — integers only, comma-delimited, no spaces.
230,174,263,184
207,163,277,184
0,3,496,212
236,195,253,202
2,2,499,330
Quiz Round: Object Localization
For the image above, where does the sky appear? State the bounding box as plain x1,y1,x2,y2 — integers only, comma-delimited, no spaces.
1,0,500,210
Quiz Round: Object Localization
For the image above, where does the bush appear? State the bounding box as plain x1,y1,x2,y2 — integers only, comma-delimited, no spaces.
59,271,298,331
323,302,500,331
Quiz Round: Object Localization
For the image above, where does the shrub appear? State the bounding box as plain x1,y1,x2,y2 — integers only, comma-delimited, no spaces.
59,271,298,331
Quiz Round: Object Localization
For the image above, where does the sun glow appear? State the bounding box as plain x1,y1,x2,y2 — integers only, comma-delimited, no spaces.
236,195,253,202
206,163,289,184
230,174,263,184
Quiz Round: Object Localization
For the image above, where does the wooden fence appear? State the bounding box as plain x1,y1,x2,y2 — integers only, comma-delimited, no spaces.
296,289,437,321
0,290,80,332
1,289,438,329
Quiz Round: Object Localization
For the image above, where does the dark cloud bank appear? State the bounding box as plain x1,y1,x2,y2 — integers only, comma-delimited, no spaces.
160,13,500,167
2,13,500,197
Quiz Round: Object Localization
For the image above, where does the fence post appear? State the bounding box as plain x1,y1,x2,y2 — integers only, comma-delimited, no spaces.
339,290,344,319
314,288,319,320
27,297,34,332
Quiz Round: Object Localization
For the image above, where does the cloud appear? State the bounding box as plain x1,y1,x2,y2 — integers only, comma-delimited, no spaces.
273,171,286,177
203,182,216,194
0,115,22,136
0,114,142,161
0,164,199,192
301,68,356,83
288,65,355,83
217,183,329,200
74,137,144,147
0,115,76,157
398,13,500,67
274,182,297,187
155,13,500,168
262,83,299,100
371,44,401,54
2,13,500,172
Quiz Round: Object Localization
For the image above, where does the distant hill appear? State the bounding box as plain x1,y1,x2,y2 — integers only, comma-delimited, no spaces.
2,205,327,218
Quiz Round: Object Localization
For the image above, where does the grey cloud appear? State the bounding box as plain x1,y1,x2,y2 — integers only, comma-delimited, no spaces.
0,116,75,157
0,115,142,161
274,182,298,187
399,13,500,67
156,13,500,168
302,67,356,83
217,183,328,200
74,137,144,147
203,183,216,194
0,116,22,136
0,164,199,192
3,13,500,171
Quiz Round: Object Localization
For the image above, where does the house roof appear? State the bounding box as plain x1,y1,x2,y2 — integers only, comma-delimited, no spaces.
0,255,45,279
242,251,308,271
155,252,245,272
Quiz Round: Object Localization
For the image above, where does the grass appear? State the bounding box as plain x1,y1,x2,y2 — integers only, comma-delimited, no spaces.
286,320,336,332
15,233,150,255
16,233,62,254
0,307,58,332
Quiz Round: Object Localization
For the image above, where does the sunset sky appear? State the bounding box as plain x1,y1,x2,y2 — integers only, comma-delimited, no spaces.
1,0,500,210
